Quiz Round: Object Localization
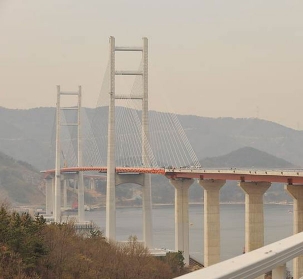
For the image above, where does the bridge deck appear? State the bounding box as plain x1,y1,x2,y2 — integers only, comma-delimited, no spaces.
42,167,303,184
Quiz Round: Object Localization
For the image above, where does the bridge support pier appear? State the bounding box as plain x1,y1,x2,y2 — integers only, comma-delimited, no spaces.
199,179,225,267
73,178,77,191
272,264,286,279
142,173,153,248
170,178,194,266
52,178,55,216
106,178,116,241
63,179,67,209
45,177,53,215
285,184,303,279
78,172,85,222
54,175,61,222
239,181,271,279
116,173,153,248
239,182,270,252
90,178,96,190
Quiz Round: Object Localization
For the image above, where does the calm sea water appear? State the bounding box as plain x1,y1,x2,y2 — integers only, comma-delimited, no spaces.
84,204,293,263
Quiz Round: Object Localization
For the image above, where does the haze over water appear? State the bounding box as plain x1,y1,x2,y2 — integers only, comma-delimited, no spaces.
85,203,293,262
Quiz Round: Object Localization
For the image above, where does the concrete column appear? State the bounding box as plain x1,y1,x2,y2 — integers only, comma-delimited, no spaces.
285,184,303,279
73,178,77,191
78,172,85,222
54,85,61,223
239,181,270,279
77,86,84,223
106,36,116,241
90,178,96,190
142,173,153,248
140,38,152,248
45,178,53,215
63,179,67,209
170,178,194,266
141,37,149,168
272,264,286,279
239,182,270,252
54,176,61,222
199,179,226,267
52,176,55,217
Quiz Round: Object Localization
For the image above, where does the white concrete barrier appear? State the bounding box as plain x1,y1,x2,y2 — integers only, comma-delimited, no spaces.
176,232,303,279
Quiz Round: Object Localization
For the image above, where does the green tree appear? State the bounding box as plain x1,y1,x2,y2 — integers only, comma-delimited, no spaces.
0,206,47,278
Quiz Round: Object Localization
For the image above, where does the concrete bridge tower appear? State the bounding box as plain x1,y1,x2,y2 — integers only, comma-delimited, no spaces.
106,37,152,248
54,86,84,223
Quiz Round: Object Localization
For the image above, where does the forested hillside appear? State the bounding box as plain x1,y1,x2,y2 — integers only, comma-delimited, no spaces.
0,151,44,204
0,205,187,278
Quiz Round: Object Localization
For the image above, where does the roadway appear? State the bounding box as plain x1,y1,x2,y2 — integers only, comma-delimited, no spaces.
42,167,303,184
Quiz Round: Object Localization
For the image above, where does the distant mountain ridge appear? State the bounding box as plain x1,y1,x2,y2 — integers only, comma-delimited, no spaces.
177,115,303,167
1,106,303,170
200,146,295,169
152,146,294,204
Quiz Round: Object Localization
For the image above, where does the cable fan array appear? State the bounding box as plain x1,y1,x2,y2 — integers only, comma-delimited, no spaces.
46,55,201,170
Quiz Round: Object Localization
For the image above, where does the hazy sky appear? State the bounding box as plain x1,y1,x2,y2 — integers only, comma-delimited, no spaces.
1,0,303,129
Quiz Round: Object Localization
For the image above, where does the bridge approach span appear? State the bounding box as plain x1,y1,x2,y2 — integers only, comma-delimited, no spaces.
42,167,303,184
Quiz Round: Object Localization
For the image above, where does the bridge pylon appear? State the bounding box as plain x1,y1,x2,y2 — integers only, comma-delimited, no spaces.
106,37,153,248
54,85,84,223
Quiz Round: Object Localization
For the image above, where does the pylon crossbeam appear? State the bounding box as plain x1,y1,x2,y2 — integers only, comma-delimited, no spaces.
61,123,78,126
60,92,79,95
115,94,143,100
61,107,79,110
115,70,143,75
115,46,143,51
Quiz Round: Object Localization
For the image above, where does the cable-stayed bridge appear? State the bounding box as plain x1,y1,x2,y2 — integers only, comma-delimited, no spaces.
42,37,303,278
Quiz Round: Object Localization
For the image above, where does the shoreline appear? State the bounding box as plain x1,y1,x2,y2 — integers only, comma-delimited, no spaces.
153,201,293,206
12,201,293,213
114,201,293,209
